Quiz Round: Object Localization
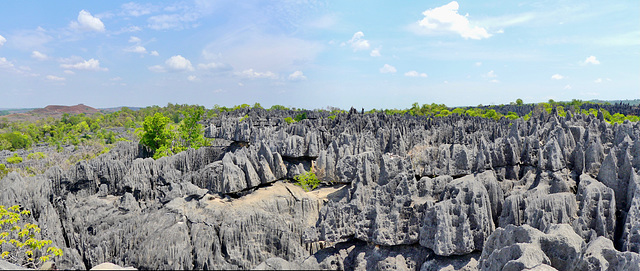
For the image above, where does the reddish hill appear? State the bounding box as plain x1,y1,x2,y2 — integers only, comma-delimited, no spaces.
31,104,99,115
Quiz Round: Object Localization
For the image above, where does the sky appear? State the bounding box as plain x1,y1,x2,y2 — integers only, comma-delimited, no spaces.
0,0,638,110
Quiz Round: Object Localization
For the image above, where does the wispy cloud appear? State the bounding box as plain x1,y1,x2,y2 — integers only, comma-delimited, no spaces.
31,51,48,60
404,71,427,77
288,71,307,81
551,74,564,80
380,64,396,74
60,58,108,71
46,75,65,81
582,56,600,65
347,31,370,51
237,68,278,79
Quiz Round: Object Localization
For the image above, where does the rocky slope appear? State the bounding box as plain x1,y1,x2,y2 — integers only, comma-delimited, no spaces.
1,108,639,270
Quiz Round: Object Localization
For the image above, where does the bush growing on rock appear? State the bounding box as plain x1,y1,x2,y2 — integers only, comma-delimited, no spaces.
284,117,294,124
293,171,320,192
0,205,63,269
6,154,22,164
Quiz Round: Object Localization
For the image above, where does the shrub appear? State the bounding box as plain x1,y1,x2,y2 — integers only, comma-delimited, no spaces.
0,205,63,269
0,132,31,151
284,117,294,124
293,171,320,192
294,112,307,122
7,154,22,164
26,152,46,160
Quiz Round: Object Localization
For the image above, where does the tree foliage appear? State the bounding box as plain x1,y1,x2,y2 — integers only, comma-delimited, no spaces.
140,113,173,155
0,205,63,269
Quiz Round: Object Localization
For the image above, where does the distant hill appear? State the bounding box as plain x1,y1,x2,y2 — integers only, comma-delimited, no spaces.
1,104,101,122
30,104,99,115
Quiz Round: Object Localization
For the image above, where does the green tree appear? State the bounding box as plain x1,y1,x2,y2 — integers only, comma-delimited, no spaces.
516,98,523,105
140,113,173,159
178,107,208,150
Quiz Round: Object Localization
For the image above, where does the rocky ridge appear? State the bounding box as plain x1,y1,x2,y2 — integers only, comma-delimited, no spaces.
0,108,638,270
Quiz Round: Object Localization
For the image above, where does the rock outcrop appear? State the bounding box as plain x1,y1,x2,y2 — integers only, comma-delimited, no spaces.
1,108,639,270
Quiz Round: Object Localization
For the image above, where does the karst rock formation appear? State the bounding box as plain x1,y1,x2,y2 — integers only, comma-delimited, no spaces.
1,107,639,270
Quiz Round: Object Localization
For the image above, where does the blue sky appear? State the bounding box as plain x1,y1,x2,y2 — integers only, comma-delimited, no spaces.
0,1,638,109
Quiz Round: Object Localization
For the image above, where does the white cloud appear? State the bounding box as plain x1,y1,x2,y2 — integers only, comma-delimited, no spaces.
129,36,141,43
564,85,572,90
31,51,48,60
348,31,370,51
475,62,482,66
237,68,278,79
583,56,600,65
187,75,197,81
150,50,159,56
124,45,147,54
0,35,6,46
486,70,497,78
64,70,75,75
238,82,244,87
110,76,122,81
380,64,397,74
60,58,108,71
148,65,165,73
197,62,230,71
490,79,500,83
46,75,65,81
288,70,307,81
70,10,106,32
417,1,491,40
370,48,381,57
551,74,564,80
404,70,427,77
0,57,14,69
165,55,194,71
594,78,602,83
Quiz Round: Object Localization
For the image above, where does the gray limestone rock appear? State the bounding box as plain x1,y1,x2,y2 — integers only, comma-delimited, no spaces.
622,171,640,253
420,252,480,271
302,239,431,271
479,224,584,271
420,176,495,256
573,174,616,241
577,237,640,271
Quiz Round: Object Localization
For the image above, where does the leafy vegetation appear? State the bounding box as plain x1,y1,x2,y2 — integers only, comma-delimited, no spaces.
293,171,320,192
0,205,63,269
138,107,211,159
284,117,294,124
6,153,22,164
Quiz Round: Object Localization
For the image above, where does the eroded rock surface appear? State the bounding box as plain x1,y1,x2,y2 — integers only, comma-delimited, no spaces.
1,108,639,270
